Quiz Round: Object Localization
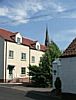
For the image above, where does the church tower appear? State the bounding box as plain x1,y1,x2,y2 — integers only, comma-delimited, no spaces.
45,26,49,47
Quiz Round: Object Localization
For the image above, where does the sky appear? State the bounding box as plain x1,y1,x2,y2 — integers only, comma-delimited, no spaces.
0,0,76,51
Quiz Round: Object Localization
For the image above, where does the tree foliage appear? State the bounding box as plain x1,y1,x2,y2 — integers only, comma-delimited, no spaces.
29,41,61,87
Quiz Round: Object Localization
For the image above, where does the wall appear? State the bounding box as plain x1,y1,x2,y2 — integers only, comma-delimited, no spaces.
4,41,45,81
6,41,29,80
60,57,76,94
52,61,61,89
0,37,4,81
30,49,44,66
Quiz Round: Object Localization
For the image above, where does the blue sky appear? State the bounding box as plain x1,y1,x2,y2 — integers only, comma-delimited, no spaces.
0,0,76,51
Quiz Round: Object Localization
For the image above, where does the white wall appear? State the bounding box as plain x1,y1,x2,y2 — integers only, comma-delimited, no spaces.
36,42,40,50
0,33,46,82
30,49,44,66
6,41,29,79
3,41,45,81
60,57,76,94
15,32,22,43
52,62,61,89
52,64,57,88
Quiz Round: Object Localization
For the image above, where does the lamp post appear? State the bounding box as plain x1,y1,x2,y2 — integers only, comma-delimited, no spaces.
52,58,61,76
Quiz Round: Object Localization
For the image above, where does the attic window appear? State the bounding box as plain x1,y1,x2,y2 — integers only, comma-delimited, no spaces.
37,45,39,50
36,42,40,50
17,37,21,44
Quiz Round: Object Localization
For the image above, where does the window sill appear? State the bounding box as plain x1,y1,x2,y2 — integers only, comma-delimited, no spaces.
21,59,26,61
8,57,14,59
20,74,26,77
32,62,35,63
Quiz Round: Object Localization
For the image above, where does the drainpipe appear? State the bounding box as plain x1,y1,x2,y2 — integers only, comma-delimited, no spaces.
5,41,7,83
29,47,30,83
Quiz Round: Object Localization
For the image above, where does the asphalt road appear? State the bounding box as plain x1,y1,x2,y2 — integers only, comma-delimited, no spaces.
0,87,30,100
1,86,75,100
0,87,54,100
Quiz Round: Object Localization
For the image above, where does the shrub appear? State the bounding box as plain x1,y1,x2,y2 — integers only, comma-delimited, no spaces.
54,77,62,95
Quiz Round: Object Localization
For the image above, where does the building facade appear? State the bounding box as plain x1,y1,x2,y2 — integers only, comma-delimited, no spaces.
0,29,46,83
60,38,76,94
53,38,76,94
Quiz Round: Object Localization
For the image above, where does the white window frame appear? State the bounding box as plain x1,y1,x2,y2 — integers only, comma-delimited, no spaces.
32,56,35,63
21,67,26,75
9,50,14,59
15,32,22,44
21,53,26,61
17,37,21,44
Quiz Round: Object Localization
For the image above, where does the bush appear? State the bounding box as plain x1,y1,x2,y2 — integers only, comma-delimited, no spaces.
54,77,61,89
54,77,62,95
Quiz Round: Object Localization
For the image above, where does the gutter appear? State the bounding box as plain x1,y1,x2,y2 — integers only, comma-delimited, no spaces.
29,47,30,83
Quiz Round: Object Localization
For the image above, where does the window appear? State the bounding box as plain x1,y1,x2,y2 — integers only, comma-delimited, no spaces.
32,56,35,63
36,42,40,50
17,37,20,44
21,53,26,60
21,67,26,74
9,50,14,59
37,45,39,50
40,57,42,61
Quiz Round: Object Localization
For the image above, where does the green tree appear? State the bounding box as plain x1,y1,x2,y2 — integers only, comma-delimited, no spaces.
29,65,47,87
29,41,61,87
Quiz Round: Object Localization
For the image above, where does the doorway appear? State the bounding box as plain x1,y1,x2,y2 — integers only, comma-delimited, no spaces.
8,65,14,80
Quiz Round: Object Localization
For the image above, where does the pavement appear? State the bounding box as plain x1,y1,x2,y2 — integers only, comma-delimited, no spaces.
0,83,58,100
0,83,76,100
0,83,62,100
0,83,53,96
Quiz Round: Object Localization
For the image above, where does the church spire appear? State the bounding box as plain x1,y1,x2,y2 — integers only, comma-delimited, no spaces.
45,26,49,47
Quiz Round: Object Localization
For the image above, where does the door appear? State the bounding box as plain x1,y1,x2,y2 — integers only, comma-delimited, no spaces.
8,65,14,80
9,68,13,79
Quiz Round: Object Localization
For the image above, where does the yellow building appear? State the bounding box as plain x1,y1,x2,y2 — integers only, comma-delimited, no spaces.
0,29,46,83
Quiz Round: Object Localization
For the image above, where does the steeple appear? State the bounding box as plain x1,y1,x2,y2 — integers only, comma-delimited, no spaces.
45,26,49,47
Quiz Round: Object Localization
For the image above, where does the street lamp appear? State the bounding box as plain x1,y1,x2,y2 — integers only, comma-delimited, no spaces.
52,58,61,76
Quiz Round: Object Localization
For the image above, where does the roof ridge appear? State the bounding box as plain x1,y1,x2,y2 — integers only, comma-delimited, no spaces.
0,28,14,33
23,36,37,42
0,28,46,52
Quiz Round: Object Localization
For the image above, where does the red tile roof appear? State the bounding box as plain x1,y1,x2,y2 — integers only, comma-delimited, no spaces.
61,38,76,57
0,28,46,52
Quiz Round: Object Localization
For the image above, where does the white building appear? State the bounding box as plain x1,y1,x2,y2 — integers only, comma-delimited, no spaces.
53,38,76,94
0,29,46,83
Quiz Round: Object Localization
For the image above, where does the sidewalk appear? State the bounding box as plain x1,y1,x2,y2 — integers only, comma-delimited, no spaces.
0,83,76,100
0,83,52,96
0,83,63,99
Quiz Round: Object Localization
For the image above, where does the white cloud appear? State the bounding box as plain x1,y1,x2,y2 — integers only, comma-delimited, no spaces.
0,7,8,16
56,6,65,12
48,2,65,12
0,0,66,25
1,0,76,24
28,2,43,12
52,28,76,50
53,28,76,43
56,7,76,19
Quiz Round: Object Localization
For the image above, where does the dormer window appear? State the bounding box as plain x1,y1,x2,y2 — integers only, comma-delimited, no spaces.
15,32,22,44
36,42,40,50
17,37,21,44
37,45,39,50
